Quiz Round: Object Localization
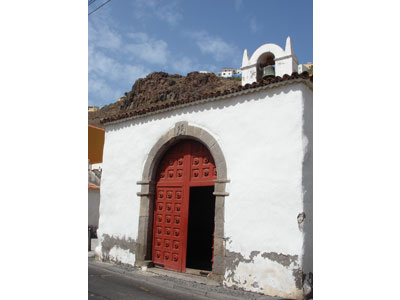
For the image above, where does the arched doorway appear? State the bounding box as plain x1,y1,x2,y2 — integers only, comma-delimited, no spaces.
136,122,229,281
152,139,217,272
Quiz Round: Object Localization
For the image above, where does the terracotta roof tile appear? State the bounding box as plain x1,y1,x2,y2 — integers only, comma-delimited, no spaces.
101,71,312,125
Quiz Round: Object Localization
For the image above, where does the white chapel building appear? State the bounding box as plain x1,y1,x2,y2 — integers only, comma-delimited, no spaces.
95,37,313,300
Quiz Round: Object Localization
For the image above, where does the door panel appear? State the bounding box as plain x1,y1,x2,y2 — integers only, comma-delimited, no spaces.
153,186,186,271
152,140,216,272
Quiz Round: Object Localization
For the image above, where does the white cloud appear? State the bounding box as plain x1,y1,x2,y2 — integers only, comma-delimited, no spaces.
234,0,243,12
89,15,122,50
171,56,197,74
90,4,232,106
170,56,219,75
89,14,168,105
88,76,119,106
89,44,149,105
88,58,149,107
89,50,119,80
202,64,218,73
89,49,148,84
189,31,239,62
250,18,260,34
126,32,149,42
125,33,169,65
132,0,183,26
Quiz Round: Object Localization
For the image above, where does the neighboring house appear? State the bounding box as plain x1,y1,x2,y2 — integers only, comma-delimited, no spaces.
88,106,99,112
298,64,312,74
95,38,313,300
217,68,241,78
304,62,313,69
88,125,105,247
303,62,313,75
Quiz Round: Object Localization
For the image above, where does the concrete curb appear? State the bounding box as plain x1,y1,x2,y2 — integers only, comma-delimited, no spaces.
88,259,288,300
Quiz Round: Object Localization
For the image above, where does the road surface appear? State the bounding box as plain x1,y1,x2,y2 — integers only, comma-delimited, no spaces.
89,262,211,300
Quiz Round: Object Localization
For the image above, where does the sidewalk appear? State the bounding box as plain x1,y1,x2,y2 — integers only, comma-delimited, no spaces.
88,256,290,300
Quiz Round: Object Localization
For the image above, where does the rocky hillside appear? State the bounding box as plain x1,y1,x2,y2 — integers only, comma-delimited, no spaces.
88,72,241,128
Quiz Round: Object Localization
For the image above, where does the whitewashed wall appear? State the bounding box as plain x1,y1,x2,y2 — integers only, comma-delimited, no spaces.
97,82,312,299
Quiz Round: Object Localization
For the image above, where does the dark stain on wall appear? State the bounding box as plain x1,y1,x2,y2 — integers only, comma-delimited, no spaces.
224,250,245,285
297,212,306,232
292,268,303,290
260,252,298,267
303,272,313,299
225,250,260,274
224,250,260,285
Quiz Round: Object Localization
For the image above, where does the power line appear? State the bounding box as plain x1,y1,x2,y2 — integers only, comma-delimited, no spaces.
88,0,97,6
88,0,112,16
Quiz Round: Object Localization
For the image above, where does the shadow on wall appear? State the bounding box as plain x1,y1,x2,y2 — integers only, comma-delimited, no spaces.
301,87,313,298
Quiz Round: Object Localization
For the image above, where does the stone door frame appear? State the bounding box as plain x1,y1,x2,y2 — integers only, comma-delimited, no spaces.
135,122,229,281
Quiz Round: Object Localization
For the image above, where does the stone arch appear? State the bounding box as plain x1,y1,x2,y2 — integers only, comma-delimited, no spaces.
135,121,229,281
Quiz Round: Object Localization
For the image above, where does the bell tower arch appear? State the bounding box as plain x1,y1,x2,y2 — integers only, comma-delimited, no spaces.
241,36,299,85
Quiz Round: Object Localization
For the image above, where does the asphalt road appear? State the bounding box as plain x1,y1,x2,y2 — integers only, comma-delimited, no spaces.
88,263,211,300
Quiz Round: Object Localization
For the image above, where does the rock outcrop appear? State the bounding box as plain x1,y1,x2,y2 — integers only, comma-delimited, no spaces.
89,72,241,128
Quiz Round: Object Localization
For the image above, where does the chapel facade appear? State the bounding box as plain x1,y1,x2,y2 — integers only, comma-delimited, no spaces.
96,38,313,300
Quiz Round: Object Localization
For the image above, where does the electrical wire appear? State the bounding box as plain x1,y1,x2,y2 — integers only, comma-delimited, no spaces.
88,0,97,6
88,0,112,16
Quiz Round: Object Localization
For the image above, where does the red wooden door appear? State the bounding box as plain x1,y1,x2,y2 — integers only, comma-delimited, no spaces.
152,140,216,272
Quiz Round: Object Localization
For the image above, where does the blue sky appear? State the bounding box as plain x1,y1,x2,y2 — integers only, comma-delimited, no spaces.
88,0,313,108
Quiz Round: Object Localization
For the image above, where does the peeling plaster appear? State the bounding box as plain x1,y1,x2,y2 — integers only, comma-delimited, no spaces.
108,246,136,265
224,249,303,299
224,250,261,283
100,234,136,265
260,252,298,267
292,268,303,290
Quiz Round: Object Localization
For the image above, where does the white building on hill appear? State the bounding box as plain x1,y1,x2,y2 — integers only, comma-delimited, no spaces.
217,68,241,78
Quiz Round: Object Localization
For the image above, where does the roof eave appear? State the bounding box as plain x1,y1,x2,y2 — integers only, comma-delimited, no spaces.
101,76,313,126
